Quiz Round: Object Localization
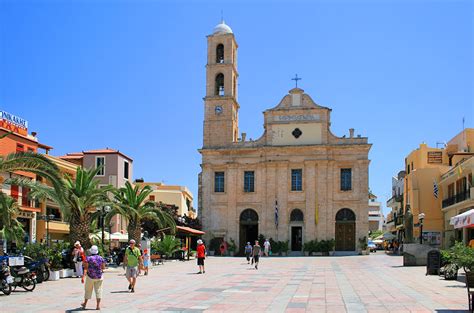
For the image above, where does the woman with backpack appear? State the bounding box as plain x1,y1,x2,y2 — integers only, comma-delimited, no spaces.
72,241,85,278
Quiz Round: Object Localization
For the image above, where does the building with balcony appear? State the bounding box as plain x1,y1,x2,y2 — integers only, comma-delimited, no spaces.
386,171,405,238
441,155,474,247
368,193,384,232
134,181,195,218
35,155,77,244
0,110,52,245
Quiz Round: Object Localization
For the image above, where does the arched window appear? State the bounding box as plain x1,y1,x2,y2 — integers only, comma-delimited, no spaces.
240,209,258,223
290,209,304,222
215,73,224,96
216,44,224,63
336,208,356,221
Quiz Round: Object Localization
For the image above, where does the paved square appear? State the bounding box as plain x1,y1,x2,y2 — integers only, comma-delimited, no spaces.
0,254,468,312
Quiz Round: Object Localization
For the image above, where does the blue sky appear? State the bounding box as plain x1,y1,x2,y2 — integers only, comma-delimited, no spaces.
1,0,472,215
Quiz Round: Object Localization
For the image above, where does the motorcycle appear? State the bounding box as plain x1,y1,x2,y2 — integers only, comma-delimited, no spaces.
0,260,13,295
23,256,49,283
9,263,36,292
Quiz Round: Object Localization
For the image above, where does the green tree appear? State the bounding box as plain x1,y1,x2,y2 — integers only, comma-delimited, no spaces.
8,166,112,248
107,181,175,242
0,152,65,202
0,193,24,244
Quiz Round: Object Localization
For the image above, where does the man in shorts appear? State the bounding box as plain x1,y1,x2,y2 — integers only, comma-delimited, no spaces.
196,239,206,274
124,239,142,293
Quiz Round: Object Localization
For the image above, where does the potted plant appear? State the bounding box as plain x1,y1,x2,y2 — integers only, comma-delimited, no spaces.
228,238,237,256
303,241,312,256
280,241,289,256
327,239,335,256
359,236,369,255
156,235,181,260
209,237,221,256
47,248,63,281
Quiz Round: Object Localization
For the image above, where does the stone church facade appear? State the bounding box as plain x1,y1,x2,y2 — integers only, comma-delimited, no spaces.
198,21,371,253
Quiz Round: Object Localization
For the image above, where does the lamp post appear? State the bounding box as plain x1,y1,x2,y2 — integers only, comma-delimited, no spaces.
38,214,55,247
98,206,111,248
418,213,425,244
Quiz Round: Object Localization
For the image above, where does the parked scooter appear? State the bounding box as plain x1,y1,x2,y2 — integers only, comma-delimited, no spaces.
9,263,36,292
23,256,49,283
0,260,13,295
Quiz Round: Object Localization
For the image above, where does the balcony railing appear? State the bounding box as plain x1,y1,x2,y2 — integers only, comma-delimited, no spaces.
387,194,403,206
442,189,471,208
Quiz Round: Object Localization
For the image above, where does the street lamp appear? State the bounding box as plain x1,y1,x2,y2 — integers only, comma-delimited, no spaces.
418,213,425,244
98,206,111,248
38,214,55,247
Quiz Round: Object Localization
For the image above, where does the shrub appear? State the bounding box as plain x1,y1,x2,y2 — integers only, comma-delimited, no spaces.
155,235,182,258
228,238,237,253
209,237,221,256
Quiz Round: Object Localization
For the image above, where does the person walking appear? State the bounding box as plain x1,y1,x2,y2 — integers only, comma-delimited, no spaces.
72,241,85,278
252,240,262,270
143,249,150,276
263,239,271,257
244,242,253,264
81,245,106,310
123,239,142,293
196,239,206,274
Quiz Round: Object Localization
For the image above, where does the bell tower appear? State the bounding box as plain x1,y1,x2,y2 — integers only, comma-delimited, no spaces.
203,20,239,148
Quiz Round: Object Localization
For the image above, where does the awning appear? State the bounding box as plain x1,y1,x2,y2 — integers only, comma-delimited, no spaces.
110,232,129,242
383,232,396,240
450,209,474,229
176,226,205,236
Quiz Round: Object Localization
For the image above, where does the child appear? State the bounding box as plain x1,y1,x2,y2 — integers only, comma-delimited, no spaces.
143,249,150,276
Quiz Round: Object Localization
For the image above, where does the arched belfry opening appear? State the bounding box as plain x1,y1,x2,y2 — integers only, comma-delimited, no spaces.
216,44,224,63
239,209,258,254
215,73,224,96
335,208,356,251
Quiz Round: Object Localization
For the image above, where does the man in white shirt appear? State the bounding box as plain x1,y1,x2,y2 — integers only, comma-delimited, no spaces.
263,239,271,257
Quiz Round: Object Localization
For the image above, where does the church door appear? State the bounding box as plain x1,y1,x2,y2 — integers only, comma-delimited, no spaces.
239,209,259,255
335,208,356,251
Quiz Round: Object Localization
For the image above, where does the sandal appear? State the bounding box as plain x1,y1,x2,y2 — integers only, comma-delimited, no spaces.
80,303,86,310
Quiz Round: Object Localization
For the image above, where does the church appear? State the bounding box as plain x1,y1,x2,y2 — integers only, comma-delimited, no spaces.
198,21,371,253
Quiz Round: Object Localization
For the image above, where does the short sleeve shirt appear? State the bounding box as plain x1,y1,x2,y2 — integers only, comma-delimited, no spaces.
125,246,142,267
197,245,206,258
86,255,104,279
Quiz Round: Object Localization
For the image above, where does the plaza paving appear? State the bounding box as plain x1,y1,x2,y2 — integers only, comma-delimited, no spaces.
0,253,469,312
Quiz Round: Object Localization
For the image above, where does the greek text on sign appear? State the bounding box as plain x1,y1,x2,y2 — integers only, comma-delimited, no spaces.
0,110,28,129
275,114,320,122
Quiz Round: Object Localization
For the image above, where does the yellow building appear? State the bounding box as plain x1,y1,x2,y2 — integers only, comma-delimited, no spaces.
135,182,195,218
404,143,450,246
35,155,77,243
402,129,474,247
440,130,474,248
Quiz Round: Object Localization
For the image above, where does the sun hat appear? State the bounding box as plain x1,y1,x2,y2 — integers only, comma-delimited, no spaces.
197,239,203,244
90,245,99,255
129,239,136,244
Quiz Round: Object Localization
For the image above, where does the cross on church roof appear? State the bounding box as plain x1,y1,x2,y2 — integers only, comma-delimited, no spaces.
291,74,302,88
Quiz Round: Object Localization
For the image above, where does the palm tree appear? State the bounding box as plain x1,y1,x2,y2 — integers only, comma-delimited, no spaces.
10,166,113,248
107,181,175,242
0,152,65,201
0,193,24,244
62,166,113,247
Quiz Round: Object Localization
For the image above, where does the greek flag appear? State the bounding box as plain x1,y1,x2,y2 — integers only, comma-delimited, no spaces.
433,180,439,198
275,200,279,228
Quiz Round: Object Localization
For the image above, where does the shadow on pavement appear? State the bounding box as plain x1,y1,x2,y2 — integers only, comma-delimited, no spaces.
110,290,129,294
435,310,468,313
65,307,87,312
